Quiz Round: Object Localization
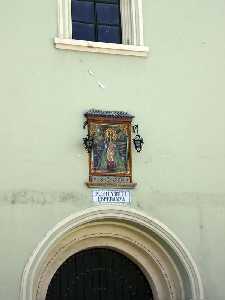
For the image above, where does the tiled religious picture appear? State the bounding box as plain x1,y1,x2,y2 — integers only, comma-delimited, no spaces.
84,110,136,188
91,123,129,173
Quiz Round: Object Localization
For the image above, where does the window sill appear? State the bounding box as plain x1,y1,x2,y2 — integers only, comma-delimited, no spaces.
54,38,149,57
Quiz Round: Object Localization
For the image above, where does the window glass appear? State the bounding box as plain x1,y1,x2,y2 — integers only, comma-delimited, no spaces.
96,4,120,25
72,23,95,41
71,0,122,43
98,25,121,43
71,1,95,22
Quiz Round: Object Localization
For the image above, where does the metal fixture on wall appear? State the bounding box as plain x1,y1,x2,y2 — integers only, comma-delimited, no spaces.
132,125,144,152
83,134,94,153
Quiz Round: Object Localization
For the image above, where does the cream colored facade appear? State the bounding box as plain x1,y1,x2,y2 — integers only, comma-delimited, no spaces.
1,0,225,300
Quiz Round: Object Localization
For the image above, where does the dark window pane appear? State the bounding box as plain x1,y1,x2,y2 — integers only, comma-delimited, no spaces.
96,0,119,3
98,25,121,43
71,1,94,23
71,0,122,44
72,22,95,41
77,0,119,2
96,4,120,25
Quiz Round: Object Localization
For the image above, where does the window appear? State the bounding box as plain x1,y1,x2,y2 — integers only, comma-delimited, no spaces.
55,0,149,56
72,0,122,44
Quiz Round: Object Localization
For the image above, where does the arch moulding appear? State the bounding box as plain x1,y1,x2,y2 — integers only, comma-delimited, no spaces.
20,206,204,300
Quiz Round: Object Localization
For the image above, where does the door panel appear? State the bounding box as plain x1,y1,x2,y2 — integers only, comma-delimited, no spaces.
46,248,153,300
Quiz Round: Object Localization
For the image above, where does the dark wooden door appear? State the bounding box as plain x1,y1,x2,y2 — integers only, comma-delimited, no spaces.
46,248,153,300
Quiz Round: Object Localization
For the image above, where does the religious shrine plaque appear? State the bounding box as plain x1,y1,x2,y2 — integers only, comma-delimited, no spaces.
84,110,137,188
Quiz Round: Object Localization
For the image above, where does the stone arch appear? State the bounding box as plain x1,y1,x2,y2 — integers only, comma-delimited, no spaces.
20,206,204,300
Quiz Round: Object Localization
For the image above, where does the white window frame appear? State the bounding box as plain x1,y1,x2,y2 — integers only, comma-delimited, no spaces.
54,0,149,56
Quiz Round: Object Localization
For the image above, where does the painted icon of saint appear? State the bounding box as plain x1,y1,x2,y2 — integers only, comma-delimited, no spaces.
94,127,126,173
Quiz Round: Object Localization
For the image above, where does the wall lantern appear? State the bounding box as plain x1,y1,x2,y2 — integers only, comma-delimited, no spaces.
83,134,94,153
132,125,144,153
82,109,144,189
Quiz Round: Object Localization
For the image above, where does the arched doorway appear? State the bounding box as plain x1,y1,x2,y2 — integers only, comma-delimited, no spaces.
46,248,153,300
20,206,204,300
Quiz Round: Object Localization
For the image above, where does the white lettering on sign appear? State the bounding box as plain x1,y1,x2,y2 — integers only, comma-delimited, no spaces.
92,190,130,204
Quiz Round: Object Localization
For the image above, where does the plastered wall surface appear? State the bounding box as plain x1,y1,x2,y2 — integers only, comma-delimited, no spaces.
0,0,225,299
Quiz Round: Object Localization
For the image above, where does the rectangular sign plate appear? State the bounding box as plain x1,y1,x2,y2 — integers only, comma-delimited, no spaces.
92,190,130,204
